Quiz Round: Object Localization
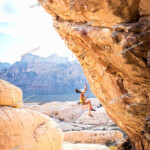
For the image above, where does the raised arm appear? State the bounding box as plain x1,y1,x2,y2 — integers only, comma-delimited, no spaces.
85,82,87,92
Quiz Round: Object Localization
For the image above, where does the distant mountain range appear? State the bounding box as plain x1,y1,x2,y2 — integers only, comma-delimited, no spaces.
0,62,11,70
0,54,94,101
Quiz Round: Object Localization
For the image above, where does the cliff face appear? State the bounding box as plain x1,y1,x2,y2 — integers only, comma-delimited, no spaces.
39,0,150,149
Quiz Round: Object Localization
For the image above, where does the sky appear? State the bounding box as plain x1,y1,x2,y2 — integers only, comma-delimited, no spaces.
0,0,76,64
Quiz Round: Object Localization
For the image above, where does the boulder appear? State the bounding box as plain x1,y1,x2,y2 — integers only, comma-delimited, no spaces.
0,79,22,108
23,98,100,122
0,107,63,150
63,130,123,144
23,101,119,132
76,107,115,126
62,142,108,150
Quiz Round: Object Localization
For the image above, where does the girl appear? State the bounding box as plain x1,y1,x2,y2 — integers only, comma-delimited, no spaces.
75,83,96,117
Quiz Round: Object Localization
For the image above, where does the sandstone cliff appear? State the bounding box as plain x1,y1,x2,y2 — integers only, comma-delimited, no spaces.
39,0,150,149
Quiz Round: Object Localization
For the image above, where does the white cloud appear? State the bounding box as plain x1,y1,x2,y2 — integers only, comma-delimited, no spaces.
0,0,76,64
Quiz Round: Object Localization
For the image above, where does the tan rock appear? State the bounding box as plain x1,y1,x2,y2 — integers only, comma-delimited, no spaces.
23,102,119,132
0,107,63,150
63,130,123,144
139,0,150,16
53,18,150,149
62,142,108,150
23,99,100,122
40,0,150,148
23,101,84,122
0,79,22,108
39,0,139,27
76,107,115,126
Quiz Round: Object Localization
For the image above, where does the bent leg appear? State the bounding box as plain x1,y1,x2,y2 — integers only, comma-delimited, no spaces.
82,102,92,116
84,101,94,109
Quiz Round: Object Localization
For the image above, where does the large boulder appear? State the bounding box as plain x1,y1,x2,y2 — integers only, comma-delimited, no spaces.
0,107,63,150
63,130,123,144
0,79,22,108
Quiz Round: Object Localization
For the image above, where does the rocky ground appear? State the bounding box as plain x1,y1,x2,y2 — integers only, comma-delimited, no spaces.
23,98,126,149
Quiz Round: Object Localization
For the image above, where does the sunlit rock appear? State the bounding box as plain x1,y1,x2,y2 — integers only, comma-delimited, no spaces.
0,107,63,150
0,79,22,108
39,0,150,149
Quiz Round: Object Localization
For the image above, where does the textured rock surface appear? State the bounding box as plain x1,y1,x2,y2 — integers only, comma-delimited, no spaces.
0,79,22,108
39,0,139,27
76,107,114,126
39,0,150,149
0,107,63,150
23,99,101,122
139,0,150,16
63,130,123,144
23,100,119,132
62,142,108,150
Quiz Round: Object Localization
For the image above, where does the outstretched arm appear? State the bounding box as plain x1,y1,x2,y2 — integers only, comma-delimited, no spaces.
85,82,87,92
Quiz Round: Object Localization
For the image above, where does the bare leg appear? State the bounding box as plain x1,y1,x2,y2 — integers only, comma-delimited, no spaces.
84,101,94,109
82,101,93,116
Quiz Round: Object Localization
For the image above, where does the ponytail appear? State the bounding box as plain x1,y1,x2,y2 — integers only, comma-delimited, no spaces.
75,89,81,93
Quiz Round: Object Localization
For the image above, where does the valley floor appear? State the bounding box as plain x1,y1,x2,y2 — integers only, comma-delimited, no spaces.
23,98,125,149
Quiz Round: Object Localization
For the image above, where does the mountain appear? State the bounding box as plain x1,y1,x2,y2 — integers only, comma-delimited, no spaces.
0,62,11,71
0,54,93,100
46,54,69,64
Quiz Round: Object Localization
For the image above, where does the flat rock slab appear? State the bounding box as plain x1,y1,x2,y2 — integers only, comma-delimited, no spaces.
23,98,102,123
76,107,115,126
62,142,108,150
64,130,123,144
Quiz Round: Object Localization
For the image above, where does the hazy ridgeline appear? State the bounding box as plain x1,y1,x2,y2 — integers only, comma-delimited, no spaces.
0,54,95,102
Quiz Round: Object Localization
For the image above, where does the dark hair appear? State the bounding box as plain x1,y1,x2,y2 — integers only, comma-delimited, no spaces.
75,89,81,93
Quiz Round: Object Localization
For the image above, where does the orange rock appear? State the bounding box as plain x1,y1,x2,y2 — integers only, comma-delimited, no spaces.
63,130,123,144
39,0,150,149
0,107,63,150
38,0,139,27
139,0,150,16
0,79,22,108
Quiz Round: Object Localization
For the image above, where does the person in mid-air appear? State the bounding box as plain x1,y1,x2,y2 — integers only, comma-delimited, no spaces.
75,83,96,117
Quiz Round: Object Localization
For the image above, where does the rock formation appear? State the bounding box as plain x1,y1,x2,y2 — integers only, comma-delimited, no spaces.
62,142,108,150
23,99,120,132
0,79,63,150
0,107,63,150
39,0,150,149
0,79,23,108
64,130,123,144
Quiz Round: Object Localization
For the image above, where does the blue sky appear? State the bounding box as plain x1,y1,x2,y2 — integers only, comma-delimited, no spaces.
0,0,75,64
